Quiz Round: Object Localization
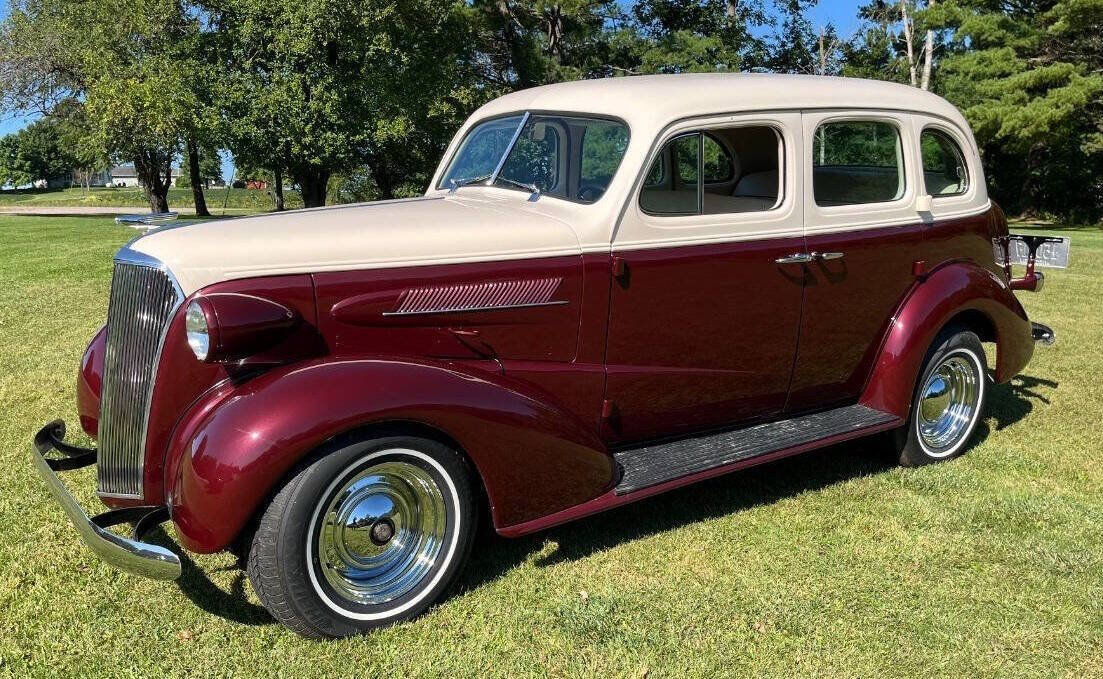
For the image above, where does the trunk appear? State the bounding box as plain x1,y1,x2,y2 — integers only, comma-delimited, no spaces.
495,0,538,88
295,168,330,208
920,0,936,90
818,29,826,75
727,0,736,22
367,156,399,200
134,149,171,214
273,168,285,211
920,30,933,90
187,136,211,217
900,0,917,87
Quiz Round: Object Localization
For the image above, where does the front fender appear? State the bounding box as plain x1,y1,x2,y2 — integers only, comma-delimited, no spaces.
860,262,1033,418
164,358,615,553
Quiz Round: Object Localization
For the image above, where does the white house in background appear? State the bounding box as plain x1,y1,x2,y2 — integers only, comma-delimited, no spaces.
108,164,182,188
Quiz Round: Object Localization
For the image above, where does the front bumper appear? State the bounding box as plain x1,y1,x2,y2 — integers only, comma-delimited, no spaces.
30,420,182,580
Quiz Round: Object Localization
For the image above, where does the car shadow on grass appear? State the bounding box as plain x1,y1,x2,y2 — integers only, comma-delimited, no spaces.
455,372,1057,595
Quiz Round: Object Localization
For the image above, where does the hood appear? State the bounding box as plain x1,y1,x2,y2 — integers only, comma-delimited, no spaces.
128,194,583,295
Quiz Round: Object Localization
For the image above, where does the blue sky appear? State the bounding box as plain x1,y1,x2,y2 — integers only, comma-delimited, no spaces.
0,0,863,171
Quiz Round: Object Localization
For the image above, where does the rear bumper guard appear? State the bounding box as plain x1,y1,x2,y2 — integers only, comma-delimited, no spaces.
1031,322,1056,346
30,420,182,580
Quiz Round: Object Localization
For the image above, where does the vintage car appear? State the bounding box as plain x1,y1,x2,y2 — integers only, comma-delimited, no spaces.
33,74,1057,638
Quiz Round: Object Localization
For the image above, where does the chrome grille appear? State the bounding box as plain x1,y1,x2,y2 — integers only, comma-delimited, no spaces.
97,258,182,497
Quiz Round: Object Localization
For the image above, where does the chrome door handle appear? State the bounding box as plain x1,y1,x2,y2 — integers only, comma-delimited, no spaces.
775,253,813,264
814,251,845,261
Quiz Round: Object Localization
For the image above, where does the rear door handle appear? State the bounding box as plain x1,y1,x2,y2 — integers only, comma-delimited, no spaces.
814,251,845,261
775,253,813,264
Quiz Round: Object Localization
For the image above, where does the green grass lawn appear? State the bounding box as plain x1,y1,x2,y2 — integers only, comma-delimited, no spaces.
0,186,304,211
1,215,1100,677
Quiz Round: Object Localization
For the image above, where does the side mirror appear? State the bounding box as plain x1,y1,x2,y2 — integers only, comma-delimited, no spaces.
916,194,933,213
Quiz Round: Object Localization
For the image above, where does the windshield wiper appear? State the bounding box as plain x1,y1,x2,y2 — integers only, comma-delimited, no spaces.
448,174,492,193
493,176,541,201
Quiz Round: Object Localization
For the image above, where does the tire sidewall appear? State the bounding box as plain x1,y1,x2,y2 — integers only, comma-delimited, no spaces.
276,436,475,637
902,329,988,465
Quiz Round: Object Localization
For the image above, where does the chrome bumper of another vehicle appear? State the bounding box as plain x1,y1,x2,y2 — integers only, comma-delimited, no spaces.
30,420,181,580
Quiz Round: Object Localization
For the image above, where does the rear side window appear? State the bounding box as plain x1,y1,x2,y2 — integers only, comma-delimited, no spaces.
921,128,969,196
812,121,905,206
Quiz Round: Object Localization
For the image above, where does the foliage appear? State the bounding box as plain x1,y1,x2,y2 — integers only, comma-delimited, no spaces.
0,117,77,186
176,144,223,188
207,0,477,206
931,0,1103,219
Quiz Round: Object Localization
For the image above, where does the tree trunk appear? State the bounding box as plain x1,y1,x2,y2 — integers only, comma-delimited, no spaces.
920,0,937,90
134,149,171,213
900,0,918,87
186,136,210,217
727,0,736,22
295,168,330,208
273,168,285,211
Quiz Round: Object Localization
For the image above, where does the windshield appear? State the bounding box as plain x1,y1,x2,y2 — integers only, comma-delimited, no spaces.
439,113,630,204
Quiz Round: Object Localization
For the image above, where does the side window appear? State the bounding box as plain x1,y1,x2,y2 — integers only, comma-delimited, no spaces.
498,121,562,196
813,121,905,206
703,135,733,183
641,133,700,215
640,125,782,216
921,128,969,196
579,121,630,201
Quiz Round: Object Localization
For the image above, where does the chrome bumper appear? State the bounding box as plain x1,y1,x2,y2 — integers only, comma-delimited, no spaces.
30,420,182,580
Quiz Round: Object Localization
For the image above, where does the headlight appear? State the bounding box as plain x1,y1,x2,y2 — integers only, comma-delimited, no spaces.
185,300,211,360
182,293,298,363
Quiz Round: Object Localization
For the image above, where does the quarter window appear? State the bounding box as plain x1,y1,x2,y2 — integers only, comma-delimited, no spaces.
812,121,905,206
921,128,969,196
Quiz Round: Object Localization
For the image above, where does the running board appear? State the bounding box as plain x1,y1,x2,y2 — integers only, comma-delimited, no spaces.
613,405,900,495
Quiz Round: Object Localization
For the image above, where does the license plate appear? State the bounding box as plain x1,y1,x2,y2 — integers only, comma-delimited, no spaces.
1008,236,1071,269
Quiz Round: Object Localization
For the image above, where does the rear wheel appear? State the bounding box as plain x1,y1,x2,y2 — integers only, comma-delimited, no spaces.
897,328,988,466
247,435,476,638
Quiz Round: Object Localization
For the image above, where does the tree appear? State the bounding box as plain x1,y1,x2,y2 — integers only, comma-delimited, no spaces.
209,0,476,207
630,0,769,73
176,143,222,188
766,0,818,73
930,0,1103,219
0,117,77,187
0,0,212,213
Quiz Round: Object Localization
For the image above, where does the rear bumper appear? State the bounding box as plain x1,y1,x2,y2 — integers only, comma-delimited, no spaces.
30,420,181,580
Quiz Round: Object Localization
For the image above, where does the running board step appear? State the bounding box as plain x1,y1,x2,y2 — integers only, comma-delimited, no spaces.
613,405,900,495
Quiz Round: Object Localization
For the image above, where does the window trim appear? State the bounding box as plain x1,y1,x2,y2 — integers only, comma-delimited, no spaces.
810,117,909,209
919,124,970,199
638,123,786,218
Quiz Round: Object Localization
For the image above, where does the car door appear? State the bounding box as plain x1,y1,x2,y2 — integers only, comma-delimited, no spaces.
786,111,925,412
604,112,805,444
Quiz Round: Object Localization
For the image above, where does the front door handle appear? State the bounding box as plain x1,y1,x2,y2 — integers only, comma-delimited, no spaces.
775,253,813,264
813,251,845,261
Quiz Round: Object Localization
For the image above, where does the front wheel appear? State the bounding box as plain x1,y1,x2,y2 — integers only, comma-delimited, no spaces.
896,328,988,466
247,435,477,638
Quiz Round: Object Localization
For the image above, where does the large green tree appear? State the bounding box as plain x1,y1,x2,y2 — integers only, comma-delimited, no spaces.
930,0,1103,218
0,0,216,213
0,117,76,187
209,0,476,207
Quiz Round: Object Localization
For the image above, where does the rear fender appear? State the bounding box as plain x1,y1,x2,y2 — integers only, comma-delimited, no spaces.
164,358,614,553
860,261,1032,418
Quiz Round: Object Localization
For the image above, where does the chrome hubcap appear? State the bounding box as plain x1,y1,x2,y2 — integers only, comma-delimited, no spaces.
315,460,446,606
918,354,980,452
